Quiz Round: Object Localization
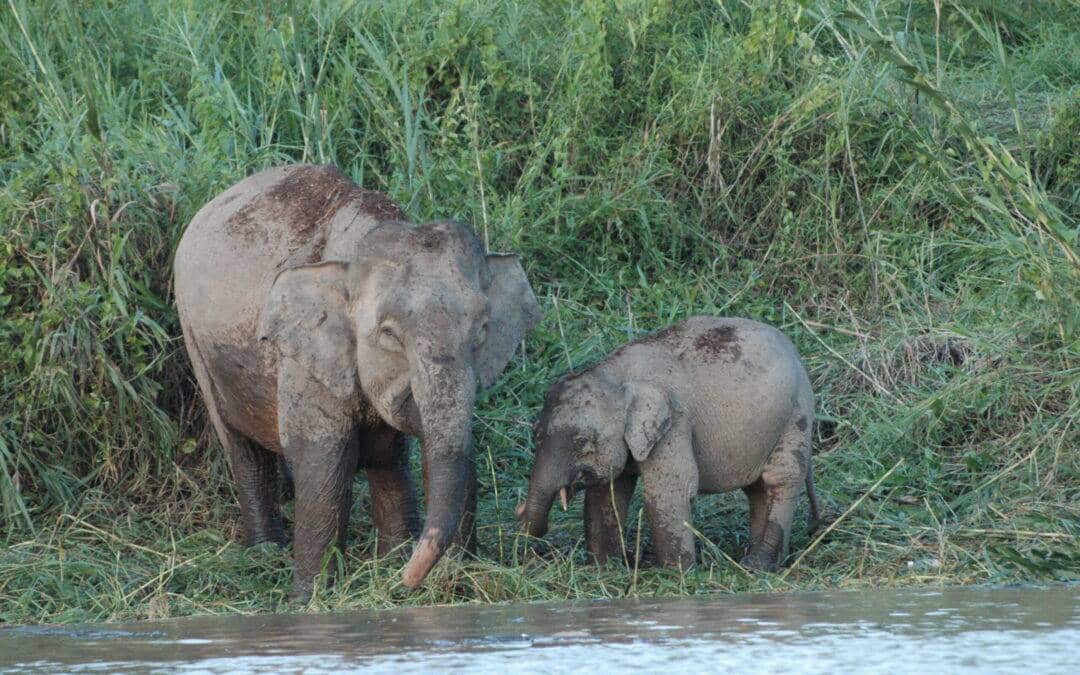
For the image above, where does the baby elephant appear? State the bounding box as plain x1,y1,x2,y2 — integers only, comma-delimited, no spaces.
517,316,821,571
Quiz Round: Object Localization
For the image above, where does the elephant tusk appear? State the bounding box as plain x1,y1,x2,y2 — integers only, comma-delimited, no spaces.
515,502,525,519
559,487,569,512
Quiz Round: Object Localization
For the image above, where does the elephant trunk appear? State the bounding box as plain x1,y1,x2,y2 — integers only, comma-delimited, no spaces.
401,355,476,588
519,450,570,538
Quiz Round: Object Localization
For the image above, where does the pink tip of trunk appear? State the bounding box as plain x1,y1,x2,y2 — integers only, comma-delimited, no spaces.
401,531,442,588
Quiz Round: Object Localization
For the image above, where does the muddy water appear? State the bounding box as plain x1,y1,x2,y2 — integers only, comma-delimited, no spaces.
1,585,1076,673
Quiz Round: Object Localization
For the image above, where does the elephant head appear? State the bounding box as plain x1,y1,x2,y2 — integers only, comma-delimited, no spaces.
517,371,670,538
259,220,540,587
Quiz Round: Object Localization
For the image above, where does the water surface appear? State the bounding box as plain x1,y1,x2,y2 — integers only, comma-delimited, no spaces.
2,585,1076,673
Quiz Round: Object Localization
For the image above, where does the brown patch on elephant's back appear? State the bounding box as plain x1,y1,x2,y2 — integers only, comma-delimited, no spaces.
695,325,741,361
355,188,406,221
226,165,404,246
224,199,262,243
269,166,405,224
265,165,359,235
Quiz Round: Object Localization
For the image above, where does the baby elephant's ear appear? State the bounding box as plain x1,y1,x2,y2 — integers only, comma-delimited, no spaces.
258,261,357,400
622,382,673,463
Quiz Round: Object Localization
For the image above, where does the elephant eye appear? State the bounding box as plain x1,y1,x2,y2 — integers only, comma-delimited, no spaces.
376,324,404,353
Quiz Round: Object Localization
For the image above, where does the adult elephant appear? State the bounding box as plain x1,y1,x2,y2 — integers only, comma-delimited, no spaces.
174,164,540,598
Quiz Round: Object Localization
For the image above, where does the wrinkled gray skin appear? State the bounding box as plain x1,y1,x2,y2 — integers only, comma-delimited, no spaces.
518,317,820,571
174,164,540,598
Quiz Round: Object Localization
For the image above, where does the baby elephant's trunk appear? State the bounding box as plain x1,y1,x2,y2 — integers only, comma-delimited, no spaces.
518,453,568,538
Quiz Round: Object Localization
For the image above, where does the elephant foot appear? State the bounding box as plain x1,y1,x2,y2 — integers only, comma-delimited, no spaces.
739,550,779,573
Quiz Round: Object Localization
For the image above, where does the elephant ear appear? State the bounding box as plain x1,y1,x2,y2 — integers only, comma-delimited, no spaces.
622,382,673,463
476,253,542,388
258,261,357,400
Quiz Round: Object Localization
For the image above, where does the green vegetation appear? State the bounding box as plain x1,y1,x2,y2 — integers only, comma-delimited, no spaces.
1,0,1077,625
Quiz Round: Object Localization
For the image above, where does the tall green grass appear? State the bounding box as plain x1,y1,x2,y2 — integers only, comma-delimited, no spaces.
1,0,1077,624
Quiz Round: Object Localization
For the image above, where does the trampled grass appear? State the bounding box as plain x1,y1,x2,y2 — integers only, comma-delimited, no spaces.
0,0,1077,624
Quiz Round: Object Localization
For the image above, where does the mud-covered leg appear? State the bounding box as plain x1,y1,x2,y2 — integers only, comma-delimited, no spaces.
639,415,699,569
182,327,283,546
742,478,768,551
363,427,420,556
740,421,810,572
641,460,698,569
288,429,359,601
277,362,360,601
643,489,696,568
584,473,638,564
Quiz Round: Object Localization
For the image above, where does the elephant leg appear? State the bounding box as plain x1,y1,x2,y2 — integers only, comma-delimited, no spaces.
182,327,283,546
643,490,696,569
584,473,637,564
288,429,359,600
743,478,768,549
362,427,420,556
641,463,698,568
279,455,296,504
640,419,699,569
277,358,367,600
740,424,808,572
222,426,285,546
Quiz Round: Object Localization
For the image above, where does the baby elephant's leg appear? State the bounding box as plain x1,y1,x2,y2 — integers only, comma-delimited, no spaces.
584,473,638,564
642,467,698,569
741,418,812,572
742,479,768,548
645,491,695,568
